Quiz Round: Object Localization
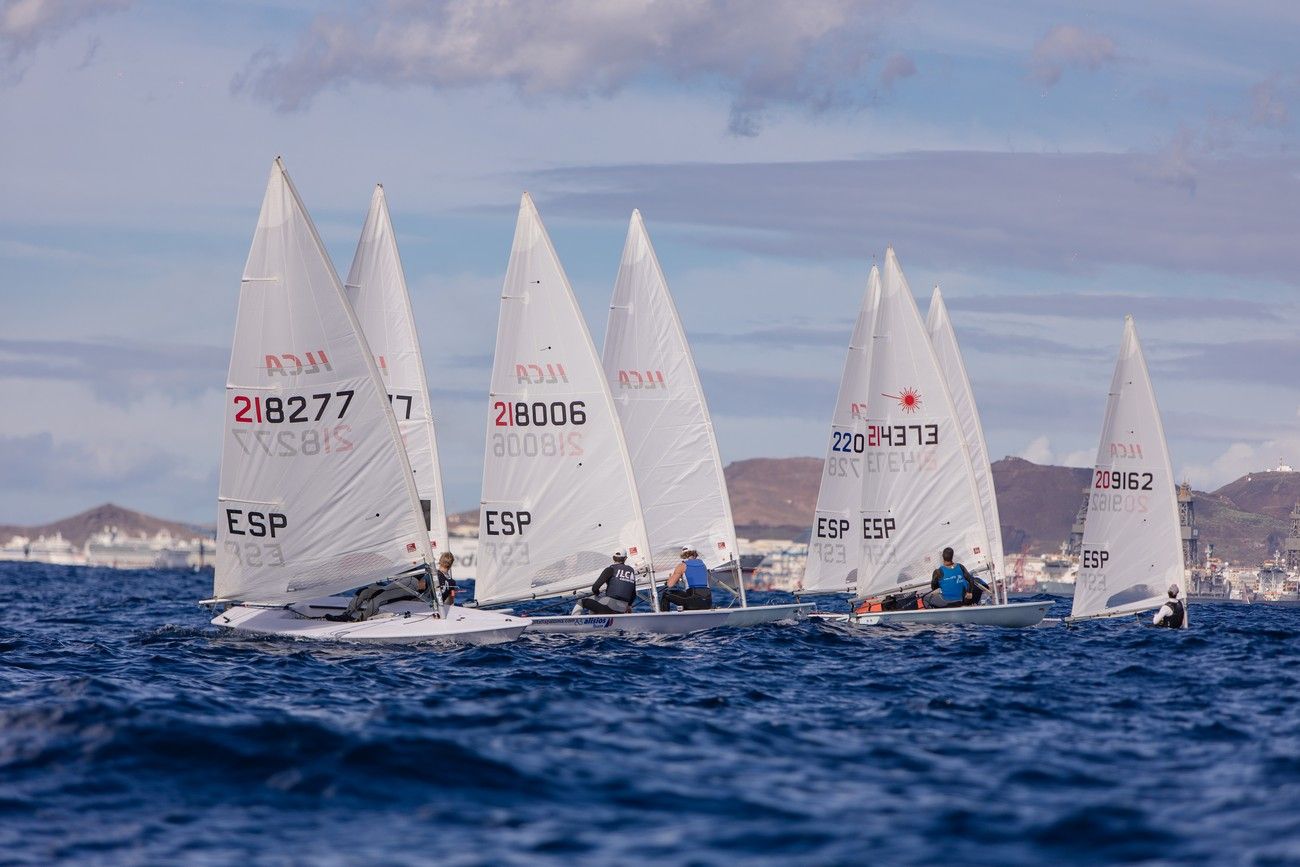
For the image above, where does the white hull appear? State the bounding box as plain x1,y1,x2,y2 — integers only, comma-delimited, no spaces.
1039,581,1076,597
526,603,812,635
813,600,1051,628
213,597,529,645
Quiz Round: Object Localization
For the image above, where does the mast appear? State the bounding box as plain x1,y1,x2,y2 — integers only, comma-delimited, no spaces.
1068,317,1186,625
803,265,880,595
475,194,654,608
601,210,744,604
213,158,433,606
926,286,1006,603
854,248,993,601
345,185,451,557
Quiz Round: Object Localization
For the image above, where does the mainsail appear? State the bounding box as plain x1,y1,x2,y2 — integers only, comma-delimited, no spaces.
475,194,653,607
214,159,433,604
601,210,739,582
1070,317,1186,623
344,185,450,554
926,287,1005,594
803,265,880,593
854,249,993,600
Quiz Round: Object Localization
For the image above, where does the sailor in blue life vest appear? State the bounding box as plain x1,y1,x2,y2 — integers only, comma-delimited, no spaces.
1152,583,1186,628
577,551,639,615
922,547,985,608
659,546,713,611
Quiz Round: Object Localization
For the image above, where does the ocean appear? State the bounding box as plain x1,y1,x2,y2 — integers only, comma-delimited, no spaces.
2,561,1298,865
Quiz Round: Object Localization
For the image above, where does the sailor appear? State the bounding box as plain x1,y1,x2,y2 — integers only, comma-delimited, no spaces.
434,551,458,606
660,547,713,611
922,547,982,608
578,551,638,615
328,571,425,622
1152,584,1186,628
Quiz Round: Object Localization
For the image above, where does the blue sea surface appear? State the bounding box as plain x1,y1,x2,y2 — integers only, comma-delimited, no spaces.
2,562,1299,865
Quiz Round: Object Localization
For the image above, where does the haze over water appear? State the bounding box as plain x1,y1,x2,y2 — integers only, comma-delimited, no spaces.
3,562,1297,865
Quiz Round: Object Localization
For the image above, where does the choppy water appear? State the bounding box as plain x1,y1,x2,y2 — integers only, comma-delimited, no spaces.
2,562,1299,865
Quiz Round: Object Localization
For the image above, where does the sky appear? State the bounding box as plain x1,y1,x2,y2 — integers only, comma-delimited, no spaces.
1,0,1298,525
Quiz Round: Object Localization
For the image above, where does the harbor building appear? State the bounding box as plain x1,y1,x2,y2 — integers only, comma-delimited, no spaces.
1179,481,1200,568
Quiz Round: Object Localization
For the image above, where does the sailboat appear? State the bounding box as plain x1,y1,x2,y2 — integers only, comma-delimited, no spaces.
803,265,880,596
599,210,809,626
207,159,529,644
472,196,803,634
1066,317,1187,626
926,287,1007,604
344,185,450,557
823,249,1049,627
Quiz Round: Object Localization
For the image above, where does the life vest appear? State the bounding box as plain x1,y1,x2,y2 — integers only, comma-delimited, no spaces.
1159,598,1185,629
683,558,709,589
938,564,970,602
606,563,638,604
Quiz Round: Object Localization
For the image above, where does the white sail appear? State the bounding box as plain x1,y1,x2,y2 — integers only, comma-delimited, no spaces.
344,185,450,555
475,194,653,607
854,249,993,599
601,210,739,581
926,287,1005,590
1070,317,1186,623
215,159,433,604
803,265,880,593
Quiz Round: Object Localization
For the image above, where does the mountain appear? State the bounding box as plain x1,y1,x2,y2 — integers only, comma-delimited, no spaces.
447,457,1300,566
989,457,1091,555
0,503,209,549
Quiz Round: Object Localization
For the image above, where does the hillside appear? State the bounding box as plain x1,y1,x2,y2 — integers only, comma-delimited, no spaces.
989,457,1091,554
0,503,208,548
442,459,1300,567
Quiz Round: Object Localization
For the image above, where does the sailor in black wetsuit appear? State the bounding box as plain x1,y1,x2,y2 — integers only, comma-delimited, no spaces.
580,551,638,614
1152,583,1186,628
434,552,458,606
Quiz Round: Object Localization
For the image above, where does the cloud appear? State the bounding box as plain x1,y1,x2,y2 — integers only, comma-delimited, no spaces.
0,0,128,79
1249,75,1292,128
1156,336,1300,388
1017,435,1091,468
1181,439,1300,490
1029,24,1118,88
234,0,902,136
879,52,915,90
530,151,1300,280
0,338,226,402
945,292,1273,322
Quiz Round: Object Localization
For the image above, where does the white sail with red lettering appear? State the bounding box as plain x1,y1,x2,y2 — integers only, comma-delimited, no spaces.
926,287,1005,591
475,194,653,607
601,211,738,582
345,185,450,555
802,265,880,593
1070,317,1186,623
214,159,433,604
854,248,992,600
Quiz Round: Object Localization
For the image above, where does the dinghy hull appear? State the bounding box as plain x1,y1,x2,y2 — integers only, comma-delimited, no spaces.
813,600,1051,628
212,598,529,645
525,603,812,635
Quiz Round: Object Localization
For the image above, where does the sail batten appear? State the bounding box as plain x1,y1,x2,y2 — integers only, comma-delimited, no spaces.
601,211,739,581
1069,317,1186,624
214,160,433,605
344,186,450,555
475,195,653,607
